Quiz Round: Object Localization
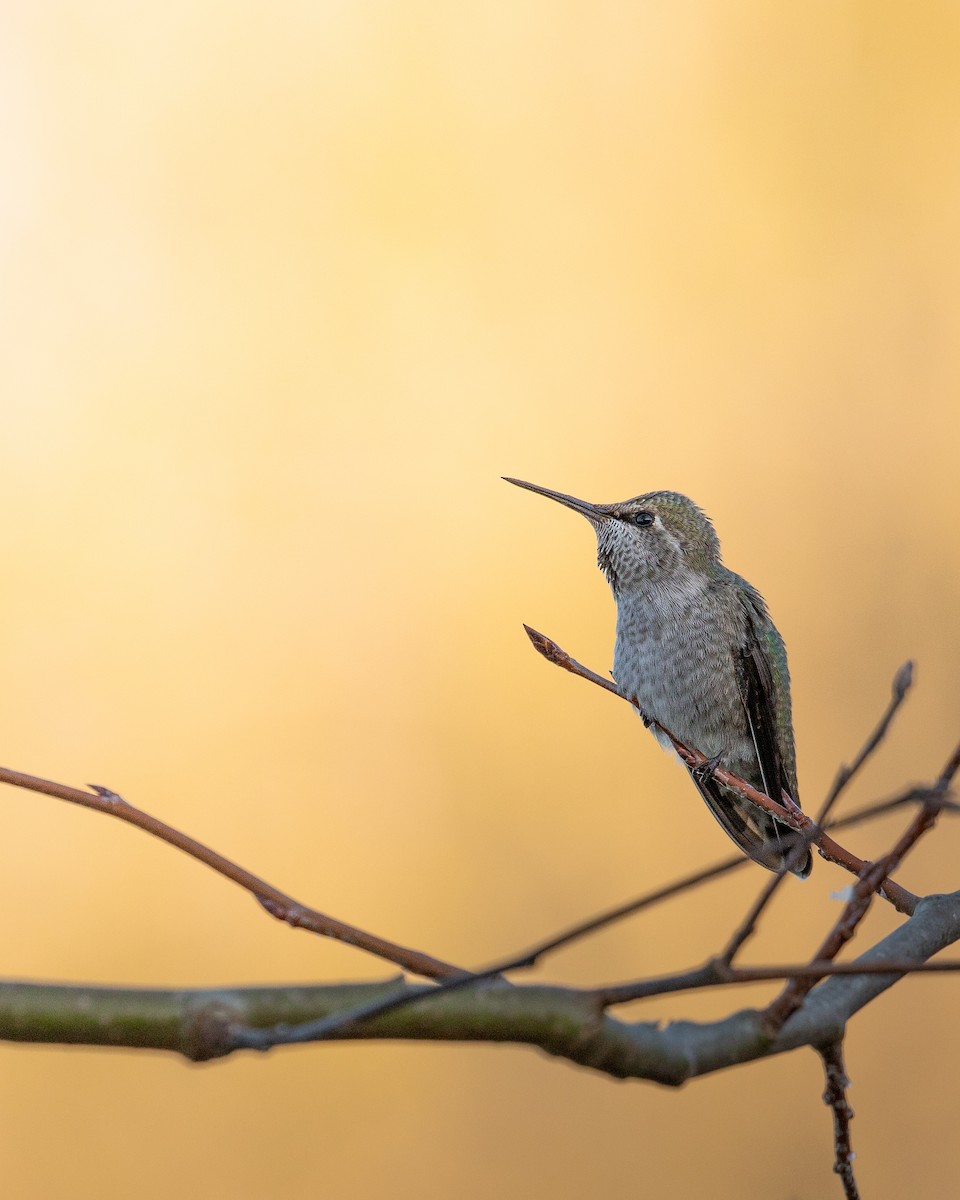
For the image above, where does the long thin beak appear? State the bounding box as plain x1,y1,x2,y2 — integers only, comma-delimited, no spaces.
502,477,608,524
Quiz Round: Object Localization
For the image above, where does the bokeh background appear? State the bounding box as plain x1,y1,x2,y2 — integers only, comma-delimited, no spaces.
1,4,958,1197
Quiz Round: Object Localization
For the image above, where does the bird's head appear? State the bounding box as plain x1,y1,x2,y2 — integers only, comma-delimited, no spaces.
504,478,721,596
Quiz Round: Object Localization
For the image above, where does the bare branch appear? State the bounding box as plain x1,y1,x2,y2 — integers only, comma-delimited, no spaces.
818,660,914,825
523,626,921,914
592,955,960,1007
0,768,461,981
6,891,955,1077
717,855,799,967
828,785,960,831
819,1040,859,1200
936,738,960,789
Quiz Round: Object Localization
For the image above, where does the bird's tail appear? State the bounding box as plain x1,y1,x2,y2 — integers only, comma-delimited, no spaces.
690,773,812,877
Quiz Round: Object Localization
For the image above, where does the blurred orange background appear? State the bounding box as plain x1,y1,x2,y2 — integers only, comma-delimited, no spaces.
0,4,958,1197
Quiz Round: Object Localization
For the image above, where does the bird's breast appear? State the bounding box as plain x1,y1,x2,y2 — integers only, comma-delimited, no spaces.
613,591,750,764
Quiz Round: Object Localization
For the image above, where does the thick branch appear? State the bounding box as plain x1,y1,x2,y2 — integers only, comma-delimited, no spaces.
2,892,957,1081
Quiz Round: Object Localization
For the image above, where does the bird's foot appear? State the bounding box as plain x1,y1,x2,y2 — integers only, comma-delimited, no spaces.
692,752,724,783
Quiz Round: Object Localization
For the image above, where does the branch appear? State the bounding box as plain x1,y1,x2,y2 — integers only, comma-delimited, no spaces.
523,627,920,914
592,954,960,1006
828,785,960,831
818,660,914,824
819,1040,859,1199
716,851,802,967
0,768,460,981
3,892,957,1077
195,890,960,1077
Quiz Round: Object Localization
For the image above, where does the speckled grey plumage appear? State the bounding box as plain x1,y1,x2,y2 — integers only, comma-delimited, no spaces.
507,480,810,877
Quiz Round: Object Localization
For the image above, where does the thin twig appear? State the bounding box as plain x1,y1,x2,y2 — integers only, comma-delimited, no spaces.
591,955,960,1007
0,768,461,980
718,857,799,967
828,786,960,831
819,1040,859,1200
936,739,960,789
490,856,746,966
524,626,921,914
818,660,914,825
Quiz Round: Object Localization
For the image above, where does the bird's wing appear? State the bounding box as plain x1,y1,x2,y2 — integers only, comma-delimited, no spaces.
737,620,788,806
687,768,801,875
730,583,811,877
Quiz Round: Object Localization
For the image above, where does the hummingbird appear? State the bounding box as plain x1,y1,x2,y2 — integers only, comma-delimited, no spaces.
505,478,811,877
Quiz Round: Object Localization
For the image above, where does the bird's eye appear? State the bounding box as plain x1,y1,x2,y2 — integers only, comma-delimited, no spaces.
633,511,655,527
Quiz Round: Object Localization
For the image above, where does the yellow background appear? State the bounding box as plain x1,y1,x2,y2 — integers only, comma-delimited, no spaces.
1,4,958,1197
